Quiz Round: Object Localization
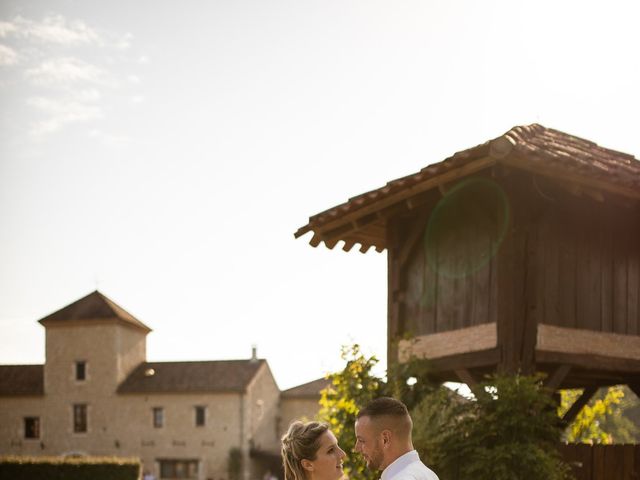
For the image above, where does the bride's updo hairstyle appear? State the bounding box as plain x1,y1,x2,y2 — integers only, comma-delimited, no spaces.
281,421,329,480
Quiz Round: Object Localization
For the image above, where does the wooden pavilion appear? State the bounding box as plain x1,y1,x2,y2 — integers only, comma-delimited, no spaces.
295,124,640,420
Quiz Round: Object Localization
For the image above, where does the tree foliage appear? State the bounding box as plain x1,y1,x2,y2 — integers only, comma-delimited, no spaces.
559,385,640,444
385,350,438,411
413,373,573,480
319,343,640,479
319,346,581,480
317,345,382,480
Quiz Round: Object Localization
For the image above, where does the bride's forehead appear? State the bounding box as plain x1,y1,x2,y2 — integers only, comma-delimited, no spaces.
319,430,337,445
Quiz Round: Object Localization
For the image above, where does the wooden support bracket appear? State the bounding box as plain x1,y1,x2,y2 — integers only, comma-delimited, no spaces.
628,383,640,400
560,386,598,427
454,368,478,387
545,364,572,391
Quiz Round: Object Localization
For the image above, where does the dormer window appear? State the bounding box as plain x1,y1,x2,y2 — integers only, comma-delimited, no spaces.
75,361,87,381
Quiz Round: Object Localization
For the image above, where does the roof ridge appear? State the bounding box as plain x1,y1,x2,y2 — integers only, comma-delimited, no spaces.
143,359,264,365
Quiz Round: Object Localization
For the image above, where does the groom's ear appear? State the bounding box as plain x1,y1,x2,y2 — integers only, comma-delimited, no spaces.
381,429,392,447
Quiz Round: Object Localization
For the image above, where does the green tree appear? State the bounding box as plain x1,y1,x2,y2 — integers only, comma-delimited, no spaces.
317,345,382,480
559,385,640,444
412,373,573,480
320,346,581,480
386,351,438,411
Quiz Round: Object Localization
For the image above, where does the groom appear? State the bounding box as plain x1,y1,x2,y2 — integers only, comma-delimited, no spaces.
354,397,439,480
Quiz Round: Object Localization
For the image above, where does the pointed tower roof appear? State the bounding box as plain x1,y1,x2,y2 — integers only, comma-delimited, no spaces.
38,291,151,333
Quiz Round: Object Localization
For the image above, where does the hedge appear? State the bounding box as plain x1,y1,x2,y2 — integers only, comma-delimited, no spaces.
0,455,141,480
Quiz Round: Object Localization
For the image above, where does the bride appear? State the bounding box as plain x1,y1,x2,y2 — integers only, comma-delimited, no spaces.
281,421,347,480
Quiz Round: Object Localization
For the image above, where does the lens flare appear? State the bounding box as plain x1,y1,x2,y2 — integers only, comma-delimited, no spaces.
424,177,510,280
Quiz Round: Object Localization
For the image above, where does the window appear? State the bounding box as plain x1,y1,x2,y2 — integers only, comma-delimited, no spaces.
195,406,206,427
153,407,164,428
75,361,86,381
73,404,87,433
24,417,40,439
159,460,198,479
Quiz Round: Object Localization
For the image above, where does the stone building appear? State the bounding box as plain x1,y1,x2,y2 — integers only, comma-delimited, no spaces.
279,378,331,437
0,291,326,480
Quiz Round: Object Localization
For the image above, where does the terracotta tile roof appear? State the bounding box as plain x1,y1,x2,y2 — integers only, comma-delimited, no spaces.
118,360,265,394
281,377,331,398
502,124,640,192
295,124,640,252
38,290,151,333
0,365,44,396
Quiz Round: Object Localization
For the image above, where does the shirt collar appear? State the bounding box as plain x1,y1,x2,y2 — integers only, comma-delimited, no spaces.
381,450,419,480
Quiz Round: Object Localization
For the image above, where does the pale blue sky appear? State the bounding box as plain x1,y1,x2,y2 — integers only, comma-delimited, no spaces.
1,0,639,389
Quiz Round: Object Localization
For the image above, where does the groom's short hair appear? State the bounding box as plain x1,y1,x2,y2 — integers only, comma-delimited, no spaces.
357,397,409,419
357,397,412,437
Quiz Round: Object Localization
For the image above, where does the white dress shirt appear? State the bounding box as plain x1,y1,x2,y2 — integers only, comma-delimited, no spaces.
380,450,439,480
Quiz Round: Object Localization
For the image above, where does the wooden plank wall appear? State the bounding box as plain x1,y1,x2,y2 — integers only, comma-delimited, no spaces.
397,172,640,346
536,204,640,336
401,209,498,337
559,444,640,480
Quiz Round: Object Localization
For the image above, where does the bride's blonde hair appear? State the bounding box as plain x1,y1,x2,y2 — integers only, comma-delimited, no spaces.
281,421,329,480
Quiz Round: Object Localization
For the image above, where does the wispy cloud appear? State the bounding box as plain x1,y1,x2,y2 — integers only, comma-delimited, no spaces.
27,95,103,135
2,13,143,138
2,15,99,45
114,32,133,50
0,43,18,65
25,57,111,86
0,21,18,38
88,129,130,148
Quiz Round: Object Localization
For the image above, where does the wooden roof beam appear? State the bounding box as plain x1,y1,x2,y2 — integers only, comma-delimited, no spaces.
320,222,357,242
317,212,384,245
359,243,373,254
505,154,640,201
342,239,357,252
406,190,436,210
316,196,429,250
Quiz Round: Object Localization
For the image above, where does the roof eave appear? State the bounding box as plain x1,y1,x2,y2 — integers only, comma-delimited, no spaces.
294,125,640,253
296,154,497,252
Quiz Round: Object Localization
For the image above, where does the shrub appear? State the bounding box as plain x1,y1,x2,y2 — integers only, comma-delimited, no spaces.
412,373,573,480
0,455,140,480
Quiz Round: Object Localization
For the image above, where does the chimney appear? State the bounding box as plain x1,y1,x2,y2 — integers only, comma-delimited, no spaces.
251,345,257,362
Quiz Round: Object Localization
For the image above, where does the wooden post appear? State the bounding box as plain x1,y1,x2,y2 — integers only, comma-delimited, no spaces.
496,174,538,374
387,217,401,369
